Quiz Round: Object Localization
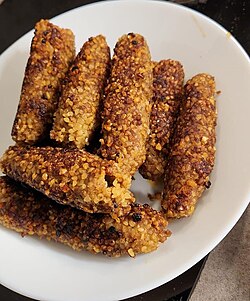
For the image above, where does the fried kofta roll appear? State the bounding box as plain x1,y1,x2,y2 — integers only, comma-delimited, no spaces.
162,73,217,218
139,60,184,181
11,19,75,145
50,35,110,148
0,146,134,216
0,177,170,257
99,33,153,176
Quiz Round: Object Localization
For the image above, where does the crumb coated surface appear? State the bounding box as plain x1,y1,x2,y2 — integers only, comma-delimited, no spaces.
162,73,217,218
139,60,184,181
11,19,75,145
99,33,153,176
0,177,170,257
50,35,110,148
0,146,134,216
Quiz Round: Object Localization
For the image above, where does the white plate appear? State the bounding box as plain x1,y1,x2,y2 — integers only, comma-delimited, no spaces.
0,1,249,300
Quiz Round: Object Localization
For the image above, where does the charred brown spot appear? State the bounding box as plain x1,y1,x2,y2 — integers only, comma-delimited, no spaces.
82,235,89,243
132,213,142,222
71,66,78,72
105,226,121,240
50,27,60,40
41,93,48,100
205,181,211,189
63,223,74,235
104,175,115,187
194,160,212,177
128,33,136,37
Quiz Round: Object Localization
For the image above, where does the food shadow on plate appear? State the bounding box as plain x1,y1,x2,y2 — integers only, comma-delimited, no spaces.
0,49,28,102
131,172,163,211
0,50,28,103
0,50,29,151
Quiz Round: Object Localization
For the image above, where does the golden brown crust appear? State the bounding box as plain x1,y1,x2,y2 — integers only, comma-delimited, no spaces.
139,60,184,181
162,73,217,218
50,35,110,148
99,33,153,176
0,177,170,257
11,19,75,145
0,146,134,216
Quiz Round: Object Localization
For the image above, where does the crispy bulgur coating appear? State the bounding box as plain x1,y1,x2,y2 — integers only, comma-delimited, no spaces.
139,60,184,181
11,19,75,145
99,33,153,176
50,35,110,148
0,177,170,257
0,146,134,216
162,73,217,218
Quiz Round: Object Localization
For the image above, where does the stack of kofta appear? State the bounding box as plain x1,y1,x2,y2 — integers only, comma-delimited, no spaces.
0,19,217,257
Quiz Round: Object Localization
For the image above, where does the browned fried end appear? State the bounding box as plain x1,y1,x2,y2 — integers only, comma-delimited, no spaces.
139,60,184,181
162,73,217,218
99,33,153,176
0,177,170,257
0,146,134,216
50,35,110,148
11,19,75,145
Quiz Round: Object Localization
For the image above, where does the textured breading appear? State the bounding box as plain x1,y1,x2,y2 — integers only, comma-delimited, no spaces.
50,35,110,148
99,33,153,176
0,177,170,257
0,146,134,216
162,73,217,218
11,19,75,145
139,60,184,181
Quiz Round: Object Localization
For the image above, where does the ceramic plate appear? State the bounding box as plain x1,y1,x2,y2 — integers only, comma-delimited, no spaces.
0,1,249,300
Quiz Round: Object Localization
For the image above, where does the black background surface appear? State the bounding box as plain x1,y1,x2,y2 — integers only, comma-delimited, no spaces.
0,1,249,300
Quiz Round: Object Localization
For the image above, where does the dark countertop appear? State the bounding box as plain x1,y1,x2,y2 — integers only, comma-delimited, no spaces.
0,0,249,54
189,206,249,301
0,1,249,301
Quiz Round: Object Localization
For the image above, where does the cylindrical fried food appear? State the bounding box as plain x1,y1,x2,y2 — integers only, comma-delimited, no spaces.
11,19,75,145
0,146,134,216
139,60,184,181
162,73,217,218
0,177,170,257
50,35,110,148
99,33,153,176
